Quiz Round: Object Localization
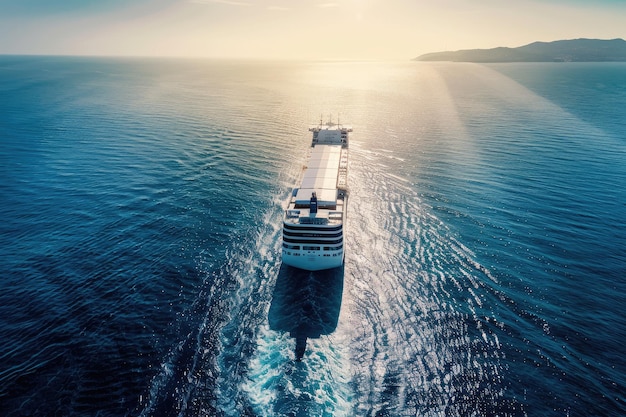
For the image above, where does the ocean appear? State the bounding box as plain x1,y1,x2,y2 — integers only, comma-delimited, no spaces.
0,56,624,416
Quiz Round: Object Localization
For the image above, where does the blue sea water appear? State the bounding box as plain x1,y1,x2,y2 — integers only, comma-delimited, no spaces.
0,57,625,416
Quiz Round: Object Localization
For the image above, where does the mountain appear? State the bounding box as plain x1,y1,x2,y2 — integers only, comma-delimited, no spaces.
414,38,626,62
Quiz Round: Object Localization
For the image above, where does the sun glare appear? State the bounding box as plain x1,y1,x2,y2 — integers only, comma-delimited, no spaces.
0,0,624,60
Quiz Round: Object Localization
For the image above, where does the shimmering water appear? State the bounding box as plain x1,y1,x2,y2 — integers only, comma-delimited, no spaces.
1,57,625,416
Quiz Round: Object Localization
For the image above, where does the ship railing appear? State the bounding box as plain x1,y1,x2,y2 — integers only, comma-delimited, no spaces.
299,217,329,225
328,211,343,220
286,209,301,218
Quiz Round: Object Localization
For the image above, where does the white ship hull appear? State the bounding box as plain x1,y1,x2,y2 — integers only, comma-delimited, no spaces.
282,250,344,271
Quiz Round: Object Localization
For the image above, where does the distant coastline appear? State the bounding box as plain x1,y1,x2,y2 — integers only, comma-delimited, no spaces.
414,38,626,62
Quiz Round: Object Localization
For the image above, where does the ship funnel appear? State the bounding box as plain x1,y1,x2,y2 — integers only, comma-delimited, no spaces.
310,192,318,214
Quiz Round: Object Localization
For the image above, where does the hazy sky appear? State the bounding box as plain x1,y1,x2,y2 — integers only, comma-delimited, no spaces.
0,0,625,60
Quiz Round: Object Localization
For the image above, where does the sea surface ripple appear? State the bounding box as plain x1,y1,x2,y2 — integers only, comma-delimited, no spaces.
1,57,624,416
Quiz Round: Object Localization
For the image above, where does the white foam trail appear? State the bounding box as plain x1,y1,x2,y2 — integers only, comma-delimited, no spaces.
243,325,353,416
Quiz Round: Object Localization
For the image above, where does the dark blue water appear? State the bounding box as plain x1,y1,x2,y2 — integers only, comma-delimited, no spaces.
1,57,624,416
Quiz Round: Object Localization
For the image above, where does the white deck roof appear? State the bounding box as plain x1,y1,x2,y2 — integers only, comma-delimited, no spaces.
295,145,342,206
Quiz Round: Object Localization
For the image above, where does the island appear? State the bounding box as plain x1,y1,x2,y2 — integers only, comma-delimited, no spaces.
414,38,626,62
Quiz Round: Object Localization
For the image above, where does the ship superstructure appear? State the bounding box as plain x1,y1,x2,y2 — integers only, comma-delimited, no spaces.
282,119,351,271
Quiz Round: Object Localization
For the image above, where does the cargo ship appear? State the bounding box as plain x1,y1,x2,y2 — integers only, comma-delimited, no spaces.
282,118,350,271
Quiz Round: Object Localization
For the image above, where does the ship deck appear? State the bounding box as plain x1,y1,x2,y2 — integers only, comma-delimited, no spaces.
285,143,347,226
294,144,342,207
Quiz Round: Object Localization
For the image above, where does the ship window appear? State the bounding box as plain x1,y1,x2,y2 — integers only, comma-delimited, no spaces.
282,243,300,250
284,224,342,232
303,246,320,251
